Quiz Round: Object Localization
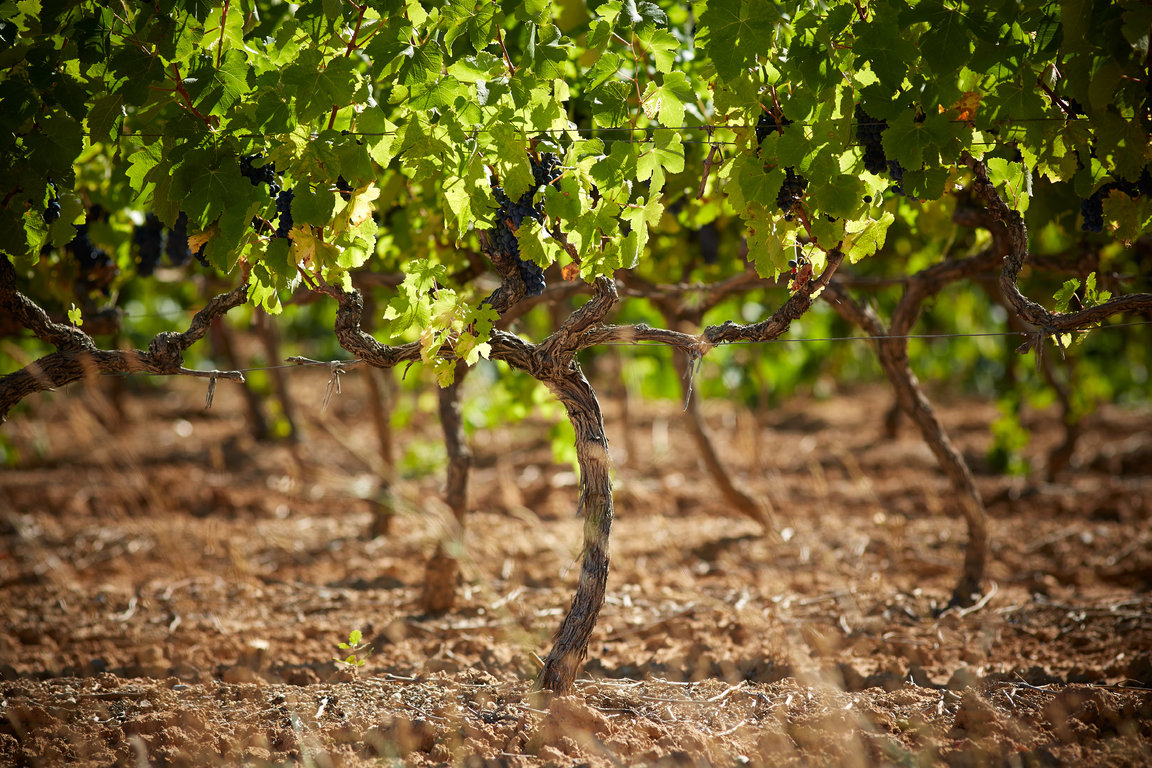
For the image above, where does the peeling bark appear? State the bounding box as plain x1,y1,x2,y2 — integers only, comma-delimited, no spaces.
536,367,613,693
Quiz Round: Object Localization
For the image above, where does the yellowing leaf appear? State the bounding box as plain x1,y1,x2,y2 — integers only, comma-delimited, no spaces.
187,229,213,254
347,184,380,226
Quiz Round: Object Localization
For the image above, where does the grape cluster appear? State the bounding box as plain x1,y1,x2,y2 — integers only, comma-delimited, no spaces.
888,161,905,196
240,153,277,188
43,179,61,224
776,168,808,221
67,218,117,293
133,213,165,276
1080,168,1152,233
755,108,792,146
167,211,208,267
487,152,563,297
854,104,888,175
855,104,906,195
275,189,295,239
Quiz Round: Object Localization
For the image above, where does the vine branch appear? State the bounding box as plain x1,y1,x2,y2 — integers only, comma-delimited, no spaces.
0,256,248,421
966,158,1152,350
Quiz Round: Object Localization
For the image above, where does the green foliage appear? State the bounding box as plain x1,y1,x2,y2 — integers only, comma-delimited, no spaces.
988,396,1031,476
2,0,1149,430
333,628,370,669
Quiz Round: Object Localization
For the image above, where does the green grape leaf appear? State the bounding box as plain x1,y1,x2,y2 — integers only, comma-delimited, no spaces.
640,71,694,128
544,174,585,222
490,124,533,201
87,93,125,144
637,28,678,73
727,155,782,212
619,195,662,269
843,212,894,263
357,109,400,166
517,218,565,268
809,175,867,220
292,183,337,228
695,0,779,83
636,131,685,185
283,51,364,123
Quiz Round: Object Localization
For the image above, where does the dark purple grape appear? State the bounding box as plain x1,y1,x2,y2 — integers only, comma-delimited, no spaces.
43,179,61,224
68,216,117,293
133,212,165,276
855,104,888,176
485,152,565,295
240,153,277,187
776,168,808,221
755,108,792,147
275,189,295,239
166,212,192,266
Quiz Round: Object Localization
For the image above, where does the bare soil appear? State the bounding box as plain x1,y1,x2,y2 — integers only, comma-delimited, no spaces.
2,371,1151,767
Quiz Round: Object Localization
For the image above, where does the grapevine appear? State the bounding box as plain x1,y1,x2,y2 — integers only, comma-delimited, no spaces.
2,0,1151,700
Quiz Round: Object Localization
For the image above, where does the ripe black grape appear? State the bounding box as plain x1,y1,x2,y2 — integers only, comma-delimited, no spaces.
518,260,546,296
854,104,888,176
776,168,808,221
755,108,792,147
484,152,564,296
1079,169,1151,233
166,212,192,266
67,218,117,293
239,153,277,188
698,222,720,264
42,179,61,225
888,160,905,196
275,189,295,239
133,212,165,276
167,211,208,267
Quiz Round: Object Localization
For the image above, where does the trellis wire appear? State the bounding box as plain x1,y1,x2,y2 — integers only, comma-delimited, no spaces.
103,320,1152,379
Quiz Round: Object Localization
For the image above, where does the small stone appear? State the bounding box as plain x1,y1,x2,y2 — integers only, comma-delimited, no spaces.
169,663,203,682
237,639,270,672
836,662,867,692
221,665,260,684
907,664,936,687
946,666,981,690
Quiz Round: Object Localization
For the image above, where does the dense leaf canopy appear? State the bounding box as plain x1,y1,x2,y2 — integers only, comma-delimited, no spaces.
3,0,1148,347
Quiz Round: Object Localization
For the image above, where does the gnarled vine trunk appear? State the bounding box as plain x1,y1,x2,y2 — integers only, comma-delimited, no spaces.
536,367,613,693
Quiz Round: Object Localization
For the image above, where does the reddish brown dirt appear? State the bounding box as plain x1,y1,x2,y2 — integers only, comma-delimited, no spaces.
2,372,1151,767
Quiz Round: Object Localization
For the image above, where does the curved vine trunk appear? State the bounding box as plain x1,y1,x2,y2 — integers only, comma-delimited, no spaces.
671,350,774,531
875,338,988,606
825,284,988,607
422,362,472,615
536,366,613,693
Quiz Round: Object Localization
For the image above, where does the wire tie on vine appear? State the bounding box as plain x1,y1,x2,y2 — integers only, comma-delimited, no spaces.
205,375,218,410
682,349,704,412
322,362,345,413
